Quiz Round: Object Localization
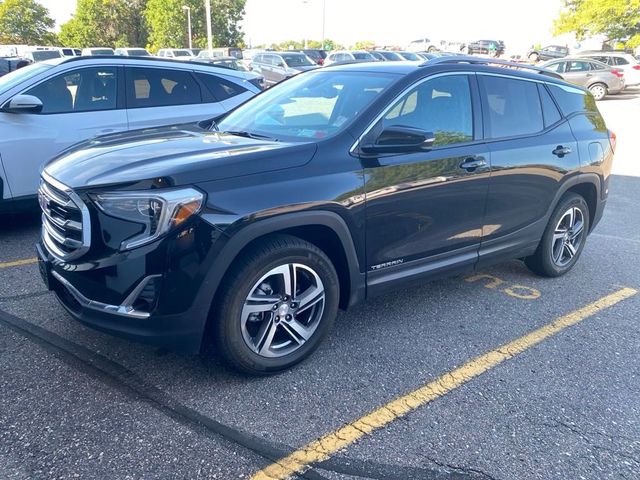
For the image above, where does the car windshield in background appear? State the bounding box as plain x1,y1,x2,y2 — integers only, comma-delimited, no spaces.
282,54,315,67
91,49,114,55
128,49,150,56
31,51,61,61
0,62,51,94
212,59,241,70
353,52,375,60
218,70,396,142
173,50,192,57
399,51,420,61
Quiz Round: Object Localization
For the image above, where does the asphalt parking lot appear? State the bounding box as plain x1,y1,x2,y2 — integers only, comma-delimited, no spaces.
1,88,639,480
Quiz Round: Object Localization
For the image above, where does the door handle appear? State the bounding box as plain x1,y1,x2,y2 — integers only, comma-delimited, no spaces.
459,157,487,171
552,145,572,158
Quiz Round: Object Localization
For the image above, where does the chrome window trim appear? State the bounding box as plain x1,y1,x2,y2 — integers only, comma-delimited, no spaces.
349,71,474,155
40,170,91,261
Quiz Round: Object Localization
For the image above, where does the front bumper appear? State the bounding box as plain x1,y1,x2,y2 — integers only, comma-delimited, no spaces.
36,217,222,353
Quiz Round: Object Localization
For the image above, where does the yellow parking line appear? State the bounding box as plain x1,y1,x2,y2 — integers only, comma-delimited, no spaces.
251,287,638,480
0,258,38,269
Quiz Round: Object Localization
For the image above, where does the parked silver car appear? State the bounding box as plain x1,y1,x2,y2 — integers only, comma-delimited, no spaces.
541,57,625,100
0,56,261,212
251,52,318,86
577,51,640,86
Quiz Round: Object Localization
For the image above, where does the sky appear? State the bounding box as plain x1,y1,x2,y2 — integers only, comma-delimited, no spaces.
40,0,576,53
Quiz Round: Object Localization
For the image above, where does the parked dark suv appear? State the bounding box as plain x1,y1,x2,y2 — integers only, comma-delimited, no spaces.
37,57,615,374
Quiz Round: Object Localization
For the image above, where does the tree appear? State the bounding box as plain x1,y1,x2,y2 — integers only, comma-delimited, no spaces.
59,0,147,48
554,0,640,47
353,40,375,50
0,0,57,45
145,0,245,52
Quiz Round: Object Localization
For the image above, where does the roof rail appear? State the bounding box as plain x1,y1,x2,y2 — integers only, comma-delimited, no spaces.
422,55,563,79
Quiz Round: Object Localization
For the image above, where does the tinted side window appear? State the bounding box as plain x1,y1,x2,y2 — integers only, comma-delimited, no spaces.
538,84,562,127
545,62,564,73
196,73,247,101
566,61,591,72
548,84,597,115
126,67,201,108
25,67,118,114
613,56,629,65
481,76,543,138
383,75,473,147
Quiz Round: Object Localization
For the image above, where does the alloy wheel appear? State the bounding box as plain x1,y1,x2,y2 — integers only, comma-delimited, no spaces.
240,263,325,358
589,84,606,100
551,207,585,267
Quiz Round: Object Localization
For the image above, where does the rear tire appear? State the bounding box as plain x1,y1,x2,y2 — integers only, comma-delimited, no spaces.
589,83,607,101
212,234,339,375
525,193,590,278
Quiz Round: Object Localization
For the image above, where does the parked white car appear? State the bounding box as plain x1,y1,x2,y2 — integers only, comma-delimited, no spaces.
156,49,194,59
0,57,262,212
578,51,640,86
114,48,151,57
324,50,376,66
81,47,115,56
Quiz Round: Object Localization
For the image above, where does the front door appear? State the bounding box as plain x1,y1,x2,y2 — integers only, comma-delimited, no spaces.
1,66,127,199
360,74,490,291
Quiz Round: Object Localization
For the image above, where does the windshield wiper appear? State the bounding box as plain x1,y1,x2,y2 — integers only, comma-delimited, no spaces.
223,130,279,142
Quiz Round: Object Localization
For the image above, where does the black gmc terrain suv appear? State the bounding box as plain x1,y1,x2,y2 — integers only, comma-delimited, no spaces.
37,57,615,374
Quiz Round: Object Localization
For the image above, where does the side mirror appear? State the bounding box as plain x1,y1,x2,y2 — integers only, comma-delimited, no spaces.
360,126,435,155
2,94,43,113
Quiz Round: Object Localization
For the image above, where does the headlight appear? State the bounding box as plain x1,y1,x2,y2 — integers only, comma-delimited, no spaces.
93,188,204,250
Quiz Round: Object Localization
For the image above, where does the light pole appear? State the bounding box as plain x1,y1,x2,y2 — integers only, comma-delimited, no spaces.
181,5,192,49
205,0,213,52
321,0,326,50
302,0,309,49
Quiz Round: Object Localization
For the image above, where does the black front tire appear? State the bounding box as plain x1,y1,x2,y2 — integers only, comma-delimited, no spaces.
525,193,590,278
212,234,339,375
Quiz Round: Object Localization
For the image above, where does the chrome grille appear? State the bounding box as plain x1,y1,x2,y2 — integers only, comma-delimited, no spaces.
39,172,90,261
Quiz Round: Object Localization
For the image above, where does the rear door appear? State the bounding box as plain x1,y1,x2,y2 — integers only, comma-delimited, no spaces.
0,66,126,199
477,74,579,266
124,66,213,130
562,60,593,88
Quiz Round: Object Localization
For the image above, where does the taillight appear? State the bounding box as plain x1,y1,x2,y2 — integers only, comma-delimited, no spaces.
633,65,640,70
611,69,624,78
318,58,324,65
610,130,617,152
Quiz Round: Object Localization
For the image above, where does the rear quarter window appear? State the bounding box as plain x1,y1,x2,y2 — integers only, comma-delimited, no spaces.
548,84,597,115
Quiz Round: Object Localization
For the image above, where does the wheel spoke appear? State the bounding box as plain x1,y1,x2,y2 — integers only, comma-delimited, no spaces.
553,228,567,242
295,285,324,314
281,319,312,344
565,242,577,258
268,264,296,297
566,208,575,228
242,296,280,317
257,318,278,355
570,220,584,240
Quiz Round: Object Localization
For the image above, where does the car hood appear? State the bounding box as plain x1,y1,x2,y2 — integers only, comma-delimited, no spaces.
44,124,317,190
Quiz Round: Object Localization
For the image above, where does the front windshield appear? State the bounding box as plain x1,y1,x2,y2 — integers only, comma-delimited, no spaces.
0,62,51,95
399,52,420,61
212,59,240,70
31,51,61,61
353,52,375,60
128,49,150,56
283,54,315,67
218,70,396,142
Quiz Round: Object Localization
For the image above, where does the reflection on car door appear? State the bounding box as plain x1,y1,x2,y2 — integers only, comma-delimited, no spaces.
124,66,225,130
361,74,490,294
562,60,593,87
0,66,127,199
476,75,579,266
